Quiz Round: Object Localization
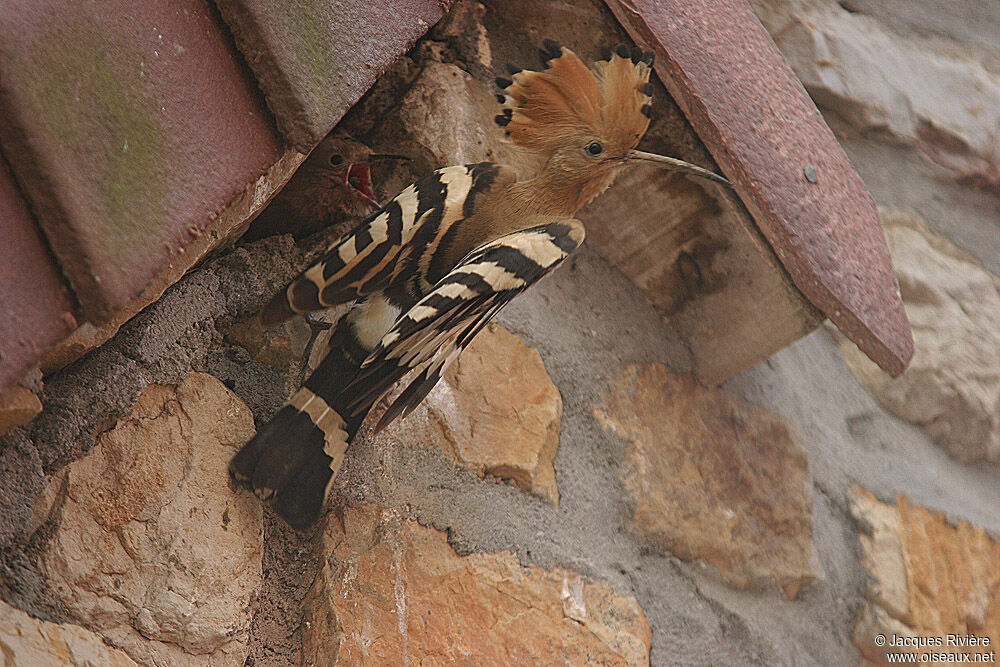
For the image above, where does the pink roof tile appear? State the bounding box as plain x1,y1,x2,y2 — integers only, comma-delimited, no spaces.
215,0,455,151
605,0,914,375
0,154,78,394
0,0,284,323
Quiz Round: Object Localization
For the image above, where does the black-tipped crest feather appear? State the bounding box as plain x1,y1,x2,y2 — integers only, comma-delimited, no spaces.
495,41,652,157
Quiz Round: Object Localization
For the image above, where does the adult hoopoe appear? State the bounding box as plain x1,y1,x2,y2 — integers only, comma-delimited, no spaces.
230,40,731,529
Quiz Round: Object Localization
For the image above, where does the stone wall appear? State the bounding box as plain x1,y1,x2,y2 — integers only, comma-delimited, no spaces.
1,1,999,665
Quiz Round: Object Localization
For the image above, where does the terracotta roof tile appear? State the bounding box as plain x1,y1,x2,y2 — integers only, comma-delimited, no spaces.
215,0,455,152
605,0,914,375
0,0,284,323
0,154,77,394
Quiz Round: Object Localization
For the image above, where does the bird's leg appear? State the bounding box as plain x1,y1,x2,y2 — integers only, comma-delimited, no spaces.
305,311,335,330
300,311,336,386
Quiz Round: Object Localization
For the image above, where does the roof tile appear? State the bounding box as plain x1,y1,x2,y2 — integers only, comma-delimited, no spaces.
604,0,914,375
214,0,455,151
0,0,284,323
0,154,77,394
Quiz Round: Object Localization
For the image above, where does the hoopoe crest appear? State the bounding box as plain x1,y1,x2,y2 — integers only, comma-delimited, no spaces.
230,40,731,529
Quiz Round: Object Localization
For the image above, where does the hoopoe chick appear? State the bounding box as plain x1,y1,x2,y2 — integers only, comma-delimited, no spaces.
244,132,407,241
230,40,731,529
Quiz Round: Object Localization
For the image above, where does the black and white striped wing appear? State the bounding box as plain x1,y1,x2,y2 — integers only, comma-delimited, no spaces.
342,219,585,430
261,163,508,325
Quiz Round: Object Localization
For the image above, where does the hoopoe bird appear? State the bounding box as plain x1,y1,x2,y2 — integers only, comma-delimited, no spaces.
244,132,408,241
230,40,731,529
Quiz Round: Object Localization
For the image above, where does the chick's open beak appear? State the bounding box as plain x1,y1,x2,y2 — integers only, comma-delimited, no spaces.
627,149,732,187
343,162,380,206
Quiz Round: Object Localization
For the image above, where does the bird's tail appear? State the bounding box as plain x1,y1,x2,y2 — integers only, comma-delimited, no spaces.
229,318,375,529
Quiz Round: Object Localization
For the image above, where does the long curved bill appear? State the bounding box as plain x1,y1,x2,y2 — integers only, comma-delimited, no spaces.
627,149,732,187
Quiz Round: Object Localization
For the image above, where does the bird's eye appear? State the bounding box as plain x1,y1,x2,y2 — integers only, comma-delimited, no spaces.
586,141,604,156
329,154,344,166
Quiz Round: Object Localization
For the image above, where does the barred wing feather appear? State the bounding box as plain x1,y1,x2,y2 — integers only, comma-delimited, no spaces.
260,164,500,325
342,219,585,431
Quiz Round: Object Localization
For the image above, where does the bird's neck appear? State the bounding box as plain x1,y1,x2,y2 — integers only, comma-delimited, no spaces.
505,165,609,221
471,161,616,246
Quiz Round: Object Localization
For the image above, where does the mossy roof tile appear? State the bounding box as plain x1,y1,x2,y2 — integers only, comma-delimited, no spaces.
214,0,454,152
604,0,914,375
0,0,284,324
0,154,78,394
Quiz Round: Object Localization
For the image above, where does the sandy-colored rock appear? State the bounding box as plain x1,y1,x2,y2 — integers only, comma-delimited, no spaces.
308,321,561,502
0,599,138,666
302,504,651,665
379,59,541,182
850,489,1000,665
595,364,815,598
225,312,313,393
0,385,42,435
751,0,1000,191
850,489,909,621
35,372,263,666
383,323,563,504
429,0,492,79
837,210,1000,463
226,314,311,370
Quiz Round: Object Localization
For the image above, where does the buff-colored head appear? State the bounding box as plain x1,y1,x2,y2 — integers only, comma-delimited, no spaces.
495,41,730,209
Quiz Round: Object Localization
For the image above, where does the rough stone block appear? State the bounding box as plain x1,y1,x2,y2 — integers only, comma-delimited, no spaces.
302,504,651,665
850,489,1000,665
595,363,816,598
836,210,1000,464
0,385,42,436
0,600,138,666
35,373,263,666
751,0,1000,195
383,324,563,505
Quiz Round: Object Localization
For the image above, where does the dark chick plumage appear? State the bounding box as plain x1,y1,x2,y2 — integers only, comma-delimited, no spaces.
230,41,728,529
243,133,389,242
